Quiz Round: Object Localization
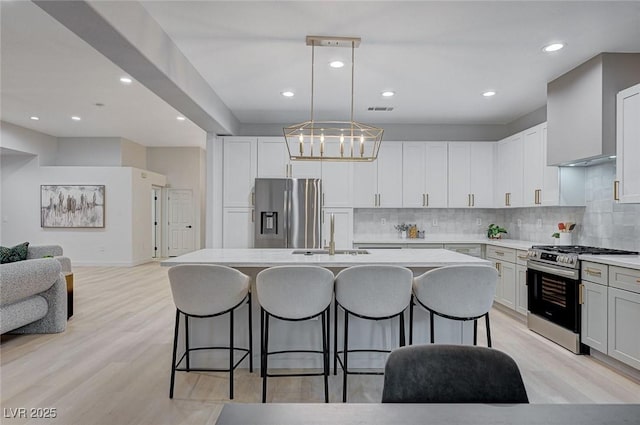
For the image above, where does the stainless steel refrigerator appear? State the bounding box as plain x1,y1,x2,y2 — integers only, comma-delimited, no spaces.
254,178,322,248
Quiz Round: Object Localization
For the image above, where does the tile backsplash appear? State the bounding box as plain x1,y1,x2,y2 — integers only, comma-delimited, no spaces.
354,162,640,251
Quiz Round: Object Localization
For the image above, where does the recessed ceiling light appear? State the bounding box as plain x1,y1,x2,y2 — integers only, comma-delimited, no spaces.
71,116,81,121
120,77,133,84
543,43,564,53
482,91,496,97
329,61,344,69
281,91,295,97
381,91,395,97
30,116,40,121
176,116,186,121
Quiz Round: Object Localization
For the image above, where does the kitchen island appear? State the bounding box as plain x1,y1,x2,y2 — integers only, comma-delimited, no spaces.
162,249,490,369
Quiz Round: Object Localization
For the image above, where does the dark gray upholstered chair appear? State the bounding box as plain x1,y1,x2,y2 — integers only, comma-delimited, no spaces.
381,344,529,404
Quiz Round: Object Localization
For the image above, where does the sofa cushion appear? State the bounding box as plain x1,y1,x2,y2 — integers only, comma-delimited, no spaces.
0,258,61,306
0,242,29,264
0,295,48,334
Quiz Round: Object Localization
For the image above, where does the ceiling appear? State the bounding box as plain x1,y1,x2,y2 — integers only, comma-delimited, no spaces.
2,1,640,148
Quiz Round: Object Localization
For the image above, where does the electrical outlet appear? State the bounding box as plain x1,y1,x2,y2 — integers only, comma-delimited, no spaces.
476,218,482,226
381,218,386,225
432,218,439,227
536,219,543,229
517,219,522,228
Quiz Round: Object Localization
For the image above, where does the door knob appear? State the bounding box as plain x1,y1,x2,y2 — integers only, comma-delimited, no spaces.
186,225,192,228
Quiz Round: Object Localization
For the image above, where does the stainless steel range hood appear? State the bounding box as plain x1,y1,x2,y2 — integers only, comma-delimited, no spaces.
547,53,640,166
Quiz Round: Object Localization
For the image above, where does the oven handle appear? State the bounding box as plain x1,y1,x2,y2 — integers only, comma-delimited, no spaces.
527,262,579,280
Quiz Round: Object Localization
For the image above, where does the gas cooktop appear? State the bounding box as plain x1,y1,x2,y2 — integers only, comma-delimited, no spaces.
531,245,639,255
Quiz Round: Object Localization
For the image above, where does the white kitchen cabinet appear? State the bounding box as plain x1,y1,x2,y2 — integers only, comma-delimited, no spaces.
514,250,529,316
322,208,353,250
495,134,523,207
615,83,640,203
444,244,483,258
257,137,321,178
353,143,403,207
521,123,586,207
321,141,353,207
222,207,254,248
402,142,448,208
486,246,516,310
608,286,640,369
581,280,609,353
223,137,257,208
448,142,494,208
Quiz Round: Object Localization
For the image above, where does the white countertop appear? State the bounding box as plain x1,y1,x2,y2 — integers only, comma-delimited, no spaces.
353,236,536,251
161,248,491,268
579,254,640,270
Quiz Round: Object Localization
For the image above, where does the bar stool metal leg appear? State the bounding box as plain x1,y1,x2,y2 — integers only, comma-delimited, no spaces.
248,293,253,373
262,313,270,403
169,309,180,398
342,311,349,403
409,297,414,345
399,312,406,347
473,319,478,345
185,315,190,371
260,307,265,378
229,309,234,399
321,311,329,403
429,311,435,344
485,313,492,347
333,298,338,376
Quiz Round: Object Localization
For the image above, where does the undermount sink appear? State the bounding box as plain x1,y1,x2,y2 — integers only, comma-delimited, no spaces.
291,249,370,255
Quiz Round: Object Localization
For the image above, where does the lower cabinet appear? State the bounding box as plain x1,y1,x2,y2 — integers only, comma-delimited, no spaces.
608,287,640,369
515,264,528,316
444,244,483,258
223,208,254,248
486,246,516,310
581,280,608,353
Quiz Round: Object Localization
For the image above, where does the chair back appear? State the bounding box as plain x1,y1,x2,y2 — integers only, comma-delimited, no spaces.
382,344,529,403
168,264,249,316
335,265,413,318
413,265,498,319
256,266,334,319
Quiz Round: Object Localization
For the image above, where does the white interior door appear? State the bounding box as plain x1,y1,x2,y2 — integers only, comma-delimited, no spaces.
151,187,162,258
167,189,194,257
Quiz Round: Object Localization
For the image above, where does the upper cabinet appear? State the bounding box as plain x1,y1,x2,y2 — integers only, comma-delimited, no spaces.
223,137,257,208
495,134,523,207
615,83,640,203
353,143,403,207
257,137,321,178
321,140,353,207
448,142,494,208
403,142,448,208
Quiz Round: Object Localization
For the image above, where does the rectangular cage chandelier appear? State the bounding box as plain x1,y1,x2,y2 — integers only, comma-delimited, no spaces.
283,36,383,162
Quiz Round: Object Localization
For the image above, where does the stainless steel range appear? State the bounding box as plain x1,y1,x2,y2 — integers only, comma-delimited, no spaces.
526,245,638,354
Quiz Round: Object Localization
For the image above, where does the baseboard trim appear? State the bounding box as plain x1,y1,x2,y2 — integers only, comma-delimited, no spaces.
71,259,153,267
590,349,640,384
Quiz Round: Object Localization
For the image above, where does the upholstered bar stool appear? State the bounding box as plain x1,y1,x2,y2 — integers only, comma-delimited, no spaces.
334,265,413,402
168,264,252,400
256,266,334,403
410,265,498,347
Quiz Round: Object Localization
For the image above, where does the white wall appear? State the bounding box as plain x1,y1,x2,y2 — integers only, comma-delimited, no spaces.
0,121,58,163
121,138,147,169
56,137,122,166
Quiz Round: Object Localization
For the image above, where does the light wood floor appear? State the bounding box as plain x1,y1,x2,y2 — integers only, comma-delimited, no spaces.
2,262,640,425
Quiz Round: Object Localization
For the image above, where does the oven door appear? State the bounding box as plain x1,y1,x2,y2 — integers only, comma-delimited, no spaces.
527,261,580,333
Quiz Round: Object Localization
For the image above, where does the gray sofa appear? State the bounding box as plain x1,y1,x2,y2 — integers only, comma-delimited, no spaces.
0,245,70,334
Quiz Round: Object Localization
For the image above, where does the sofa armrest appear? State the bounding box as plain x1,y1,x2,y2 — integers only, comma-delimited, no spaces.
55,256,72,274
11,272,67,334
0,258,62,306
27,245,63,259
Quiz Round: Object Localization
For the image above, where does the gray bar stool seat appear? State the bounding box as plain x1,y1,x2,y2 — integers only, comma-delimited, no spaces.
256,265,334,403
334,265,413,402
168,264,252,399
410,265,498,346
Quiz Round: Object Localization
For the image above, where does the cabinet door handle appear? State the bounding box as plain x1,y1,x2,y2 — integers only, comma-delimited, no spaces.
426,193,429,207
468,194,471,207
505,192,508,206
472,193,475,207
251,209,255,222
495,251,505,256
517,255,528,260
507,192,511,206
422,193,425,207
251,192,255,206
579,283,584,305
614,180,620,201
495,262,501,276
585,268,602,276
323,193,325,205
377,194,381,206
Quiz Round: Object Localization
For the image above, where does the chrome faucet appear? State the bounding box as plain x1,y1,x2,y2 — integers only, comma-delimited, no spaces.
328,213,336,255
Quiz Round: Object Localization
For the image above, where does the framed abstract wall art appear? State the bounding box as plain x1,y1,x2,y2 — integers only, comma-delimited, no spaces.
41,185,105,228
